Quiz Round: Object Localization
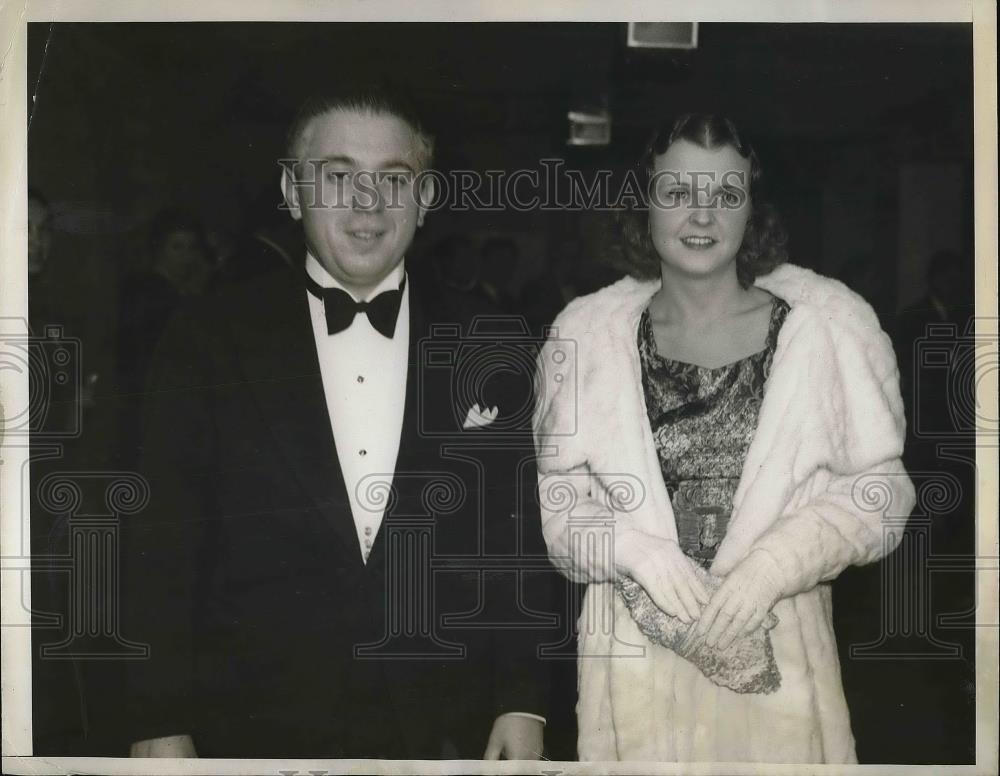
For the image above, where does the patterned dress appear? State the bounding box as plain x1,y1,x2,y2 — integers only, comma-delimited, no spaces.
638,296,790,566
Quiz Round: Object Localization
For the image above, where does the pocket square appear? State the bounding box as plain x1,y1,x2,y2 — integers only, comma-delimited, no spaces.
463,403,498,429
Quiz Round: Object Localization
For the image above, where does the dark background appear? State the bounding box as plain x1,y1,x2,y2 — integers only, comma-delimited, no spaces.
26,22,976,762
27,22,974,342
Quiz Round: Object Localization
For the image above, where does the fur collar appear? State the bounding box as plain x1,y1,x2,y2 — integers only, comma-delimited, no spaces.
539,263,906,573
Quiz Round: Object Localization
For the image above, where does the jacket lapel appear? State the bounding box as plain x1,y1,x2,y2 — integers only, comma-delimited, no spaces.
226,271,361,562
365,285,440,570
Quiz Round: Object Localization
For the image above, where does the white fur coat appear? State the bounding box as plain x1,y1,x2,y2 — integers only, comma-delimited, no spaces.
533,263,916,763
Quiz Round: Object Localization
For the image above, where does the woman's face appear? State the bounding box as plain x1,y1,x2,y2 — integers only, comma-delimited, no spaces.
648,139,752,280
159,230,206,274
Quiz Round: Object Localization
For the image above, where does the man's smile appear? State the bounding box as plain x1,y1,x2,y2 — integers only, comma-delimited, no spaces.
346,227,386,244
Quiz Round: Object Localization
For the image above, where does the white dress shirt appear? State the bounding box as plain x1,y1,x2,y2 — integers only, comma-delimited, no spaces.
305,253,408,563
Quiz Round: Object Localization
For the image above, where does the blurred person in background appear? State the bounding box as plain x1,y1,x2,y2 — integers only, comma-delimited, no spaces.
521,237,582,337
417,232,497,326
894,248,974,397
28,187,62,331
211,189,302,290
478,236,519,313
27,186,89,755
116,207,215,465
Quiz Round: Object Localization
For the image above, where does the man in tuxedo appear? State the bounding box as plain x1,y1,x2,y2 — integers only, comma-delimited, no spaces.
124,87,551,759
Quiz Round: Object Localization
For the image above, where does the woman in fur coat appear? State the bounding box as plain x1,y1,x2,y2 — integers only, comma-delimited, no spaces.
533,114,915,762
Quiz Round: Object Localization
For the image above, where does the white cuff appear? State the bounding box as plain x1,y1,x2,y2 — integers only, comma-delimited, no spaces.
499,711,547,726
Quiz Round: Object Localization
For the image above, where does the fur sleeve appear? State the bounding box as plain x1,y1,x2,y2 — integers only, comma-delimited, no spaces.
533,310,656,583
742,266,914,593
746,458,915,596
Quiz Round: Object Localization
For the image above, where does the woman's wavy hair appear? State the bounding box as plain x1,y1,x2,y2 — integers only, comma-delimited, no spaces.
618,113,788,287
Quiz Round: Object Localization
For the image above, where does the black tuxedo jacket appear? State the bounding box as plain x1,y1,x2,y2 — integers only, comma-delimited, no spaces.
123,268,554,758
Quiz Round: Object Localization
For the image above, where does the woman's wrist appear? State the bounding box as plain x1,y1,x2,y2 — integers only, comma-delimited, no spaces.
740,548,786,602
611,527,638,578
613,529,675,579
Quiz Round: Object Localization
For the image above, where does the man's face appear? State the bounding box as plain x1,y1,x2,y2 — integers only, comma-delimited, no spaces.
282,108,432,296
28,197,52,275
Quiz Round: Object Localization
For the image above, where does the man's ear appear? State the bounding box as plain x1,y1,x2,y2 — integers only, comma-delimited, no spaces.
281,165,302,221
416,172,436,228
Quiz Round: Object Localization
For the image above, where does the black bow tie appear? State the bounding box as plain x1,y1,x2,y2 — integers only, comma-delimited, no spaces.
305,273,406,338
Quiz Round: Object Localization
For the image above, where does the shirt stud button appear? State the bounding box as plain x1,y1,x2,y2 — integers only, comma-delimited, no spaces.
357,375,364,383
359,449,367,456
364,526,372,535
